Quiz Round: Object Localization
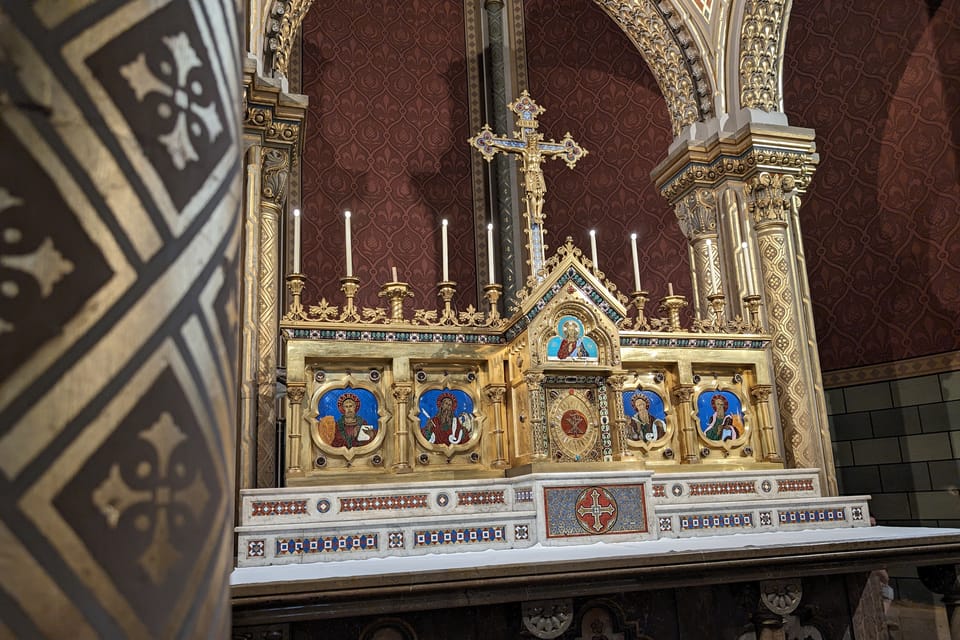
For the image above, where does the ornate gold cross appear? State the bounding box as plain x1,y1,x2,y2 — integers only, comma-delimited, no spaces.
469,91,587,276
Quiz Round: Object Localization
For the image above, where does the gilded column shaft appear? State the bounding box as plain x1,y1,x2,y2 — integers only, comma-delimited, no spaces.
672,385,699,464
607,374,631,460
750,384,782,463
486,384,509,468
392,382,413,473
748,172,834,493
286,384,306,474
239,149,262,490
256,148,289,487
525,372,548,460
674,188,722,318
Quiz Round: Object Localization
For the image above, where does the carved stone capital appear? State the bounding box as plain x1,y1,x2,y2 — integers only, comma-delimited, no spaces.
606,374,628,393
392,382,414,403
286,384,305,403
759,577,802,616
672,385,695,404
524,371,545,389
485,384,507,404
260,148,290,208
674,188,718,240
746,171,796,227
750,384,773,403
521,598,573,639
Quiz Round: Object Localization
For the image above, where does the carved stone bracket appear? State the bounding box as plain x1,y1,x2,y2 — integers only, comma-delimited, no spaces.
521,598,574,639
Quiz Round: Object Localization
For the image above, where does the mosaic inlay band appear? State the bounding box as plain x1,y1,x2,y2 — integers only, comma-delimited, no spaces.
340,494,429,512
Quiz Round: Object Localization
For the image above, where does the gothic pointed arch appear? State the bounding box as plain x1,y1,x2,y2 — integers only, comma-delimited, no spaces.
263,0,316,79
594,0,715,136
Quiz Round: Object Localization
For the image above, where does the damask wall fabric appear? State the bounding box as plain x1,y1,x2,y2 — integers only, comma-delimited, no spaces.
0,1,239,636
523,0,690,304
299,1,478,310
785,0,960,371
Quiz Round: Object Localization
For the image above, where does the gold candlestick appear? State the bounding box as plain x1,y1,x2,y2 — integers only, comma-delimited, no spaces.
339,276,360,321
284,273,308,321
630,290,650,330
484,283,503,324
378,280,414,322
706,292,726,328
438,280,457,324
743,294,763,332
659,294,687,332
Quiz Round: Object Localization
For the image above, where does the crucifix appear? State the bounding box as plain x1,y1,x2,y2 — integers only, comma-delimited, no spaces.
469,91,588,279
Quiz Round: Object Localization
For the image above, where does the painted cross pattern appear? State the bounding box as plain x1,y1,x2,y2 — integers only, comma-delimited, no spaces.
250,499,308,516
514,524,530,540
275,533,378,555
778,509,845,524
688,481,757,496
457,490,505,506
777,478,815,492
388,532,404,549
247,540,265,557
658,517,672,532
340,494,429,512
575,487,618,534
680,513,753,530
652,484,667,498
414,526,506,547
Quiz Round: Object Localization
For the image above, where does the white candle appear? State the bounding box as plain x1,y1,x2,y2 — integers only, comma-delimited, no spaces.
487,222,496,285
589,229,598,269
742,241,756,296
441,218,449,281
344,210,353,277
668,282,674,297
392,266,398,282
630,232,641,291
292,208,301,274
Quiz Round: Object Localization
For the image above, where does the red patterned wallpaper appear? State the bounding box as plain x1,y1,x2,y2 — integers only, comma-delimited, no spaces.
523,0,689,305
300,2,477,310
785,1,960,370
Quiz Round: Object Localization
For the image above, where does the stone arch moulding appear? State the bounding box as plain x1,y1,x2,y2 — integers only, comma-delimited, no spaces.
263,0,316,79
593,0,715,136
732,0,792,114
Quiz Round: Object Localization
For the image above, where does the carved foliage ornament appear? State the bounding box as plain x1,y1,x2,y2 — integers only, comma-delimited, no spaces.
261,148,290,206
674,188,718,239
740,0,787,112
745,172,795,226
594,0,712,136
759,578,802,616
265,0,316,78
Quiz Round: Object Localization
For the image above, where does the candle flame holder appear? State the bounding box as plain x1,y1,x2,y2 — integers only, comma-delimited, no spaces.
629,290,650,330
284,273,308,321
484,283,503,325
438,281,457,324
378,280,414,322
743,294,763,332
659,294,688,332
339,276,361,322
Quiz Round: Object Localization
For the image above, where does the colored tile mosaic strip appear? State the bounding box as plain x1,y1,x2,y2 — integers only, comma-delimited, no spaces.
620,337,768,349
544,484,648,538
414,526,506,547
457,490,505,506
679,513,753,530
250,499,308,516
777,478,815,493
688,481,757,496
339,494,429,512
778,509,845,524
514,488,534,503
652,484,667,498
275,534,378,555
289,328,503,344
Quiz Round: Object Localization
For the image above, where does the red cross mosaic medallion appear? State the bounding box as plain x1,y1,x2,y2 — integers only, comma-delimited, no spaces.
574,487,618,534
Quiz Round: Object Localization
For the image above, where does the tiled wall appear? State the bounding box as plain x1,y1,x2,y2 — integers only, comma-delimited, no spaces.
827,369,960,602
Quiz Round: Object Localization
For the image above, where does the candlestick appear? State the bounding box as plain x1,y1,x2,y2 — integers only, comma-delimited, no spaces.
741,241,756,296
441,218,449,281
668,281,674,297
487,222,496,285
589,229,598,270
344,210,353,277
630,232,641,291
391,266,398,282
292,208,301,274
